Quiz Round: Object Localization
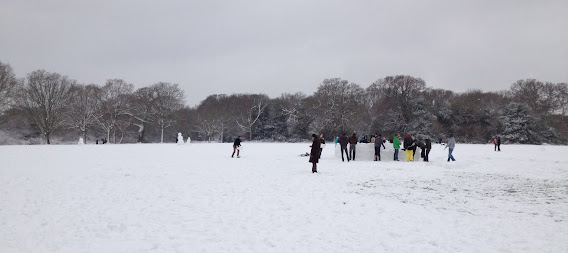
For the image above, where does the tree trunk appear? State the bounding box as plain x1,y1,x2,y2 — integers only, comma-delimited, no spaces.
107,129,111,143
45,132,51,144
83,130,87,144
137,122,146,143
161,126,164,143
249,125,253,140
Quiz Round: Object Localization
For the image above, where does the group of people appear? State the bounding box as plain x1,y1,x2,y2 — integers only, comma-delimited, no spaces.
401,133,434,162
95,138,107,144
493,136,501,151
230,132,459,174
332,132,458,163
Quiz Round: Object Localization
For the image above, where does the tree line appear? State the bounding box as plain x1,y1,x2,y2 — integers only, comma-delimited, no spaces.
1,60,567,145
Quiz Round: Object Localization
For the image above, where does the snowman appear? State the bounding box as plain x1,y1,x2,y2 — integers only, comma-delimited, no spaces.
186,136,191,144
177,133,185,144
78,137,84,145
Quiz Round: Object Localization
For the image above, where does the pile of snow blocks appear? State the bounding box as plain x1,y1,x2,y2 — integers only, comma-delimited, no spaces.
334,143,410,161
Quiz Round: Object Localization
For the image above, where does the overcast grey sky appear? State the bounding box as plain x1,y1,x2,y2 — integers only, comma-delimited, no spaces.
1,0,567,105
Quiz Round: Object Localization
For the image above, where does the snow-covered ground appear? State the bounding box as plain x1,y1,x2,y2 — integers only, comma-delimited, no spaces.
1,143,567,252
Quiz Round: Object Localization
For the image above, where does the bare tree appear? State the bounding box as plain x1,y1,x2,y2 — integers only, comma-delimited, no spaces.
195,116,218,142
0,61,19,113
114,115,132,144
370,76,427,134
311,78,364,135
276,92,307,138
510,79,556,115
17,70,73,144
129,86,155,143
557,83,568,118
234,94,269,140
193,94,235,142
97,79,134,143
147,82,184,143
62,84,102,143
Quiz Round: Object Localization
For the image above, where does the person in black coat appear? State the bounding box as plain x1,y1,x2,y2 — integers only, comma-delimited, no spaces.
424,138,432,162
403,133,414,161
310,134,321,173
418,139,426,159
231,136,242,158
338,133,350,162
497,136,501,151
349,133,358,160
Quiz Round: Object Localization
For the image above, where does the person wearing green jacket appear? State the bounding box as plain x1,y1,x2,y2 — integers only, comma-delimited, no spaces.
392,133,401,161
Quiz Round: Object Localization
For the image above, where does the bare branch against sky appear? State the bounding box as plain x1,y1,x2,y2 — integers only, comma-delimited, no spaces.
1,0,567,105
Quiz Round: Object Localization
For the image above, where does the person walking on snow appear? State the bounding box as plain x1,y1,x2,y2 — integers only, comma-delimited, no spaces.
339,133,350,162
349,133,358,160
445,134,456,162
374,133,386,161
403,133,414,161
393,133,401,161
231,136,242,158
310,134,321,173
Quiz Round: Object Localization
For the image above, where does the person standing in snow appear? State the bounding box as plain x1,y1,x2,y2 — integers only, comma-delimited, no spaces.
370,134,376,144
494,136,501,151
445,134,456,162
339,133,350,162
319,133,325,154
424,138,432,162
418,139,426,159
497,136,501,151
231,136,242,158
403,133,414,161
393,133,401,161
374,133,386,161
412,138,418,159
310,134,321,173
349,133,358,160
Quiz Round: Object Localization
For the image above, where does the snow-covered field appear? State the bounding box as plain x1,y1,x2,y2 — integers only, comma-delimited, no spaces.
1,143,567,252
